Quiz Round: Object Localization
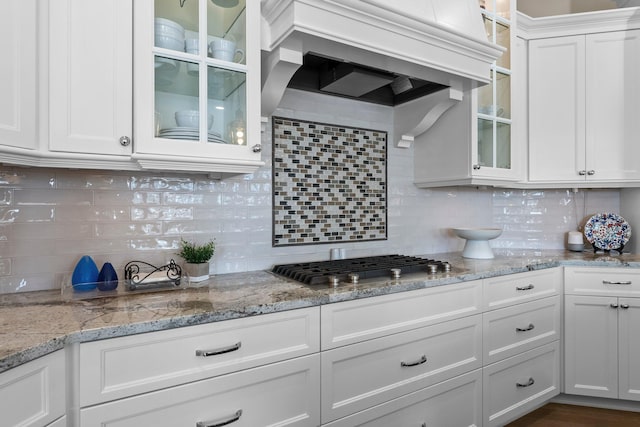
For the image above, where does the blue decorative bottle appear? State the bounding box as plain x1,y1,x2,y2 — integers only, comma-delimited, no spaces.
97,262,118,291
71,255,99,291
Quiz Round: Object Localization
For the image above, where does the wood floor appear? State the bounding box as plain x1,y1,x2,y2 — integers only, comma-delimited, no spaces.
506,403,640,426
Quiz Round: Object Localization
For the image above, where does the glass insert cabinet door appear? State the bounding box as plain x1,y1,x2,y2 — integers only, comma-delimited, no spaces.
476,0,513,174
134,0,261,167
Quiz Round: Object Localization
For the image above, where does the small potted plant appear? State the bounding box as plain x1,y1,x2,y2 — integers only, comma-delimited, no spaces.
177,238,215,283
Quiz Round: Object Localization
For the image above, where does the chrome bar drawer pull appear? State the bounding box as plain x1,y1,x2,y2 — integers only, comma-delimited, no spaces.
196,342,242,357
401,355,427,367
196,409,242,427
516,323,535,332
516,284,534,291
603,280,632,285
516,377,535,388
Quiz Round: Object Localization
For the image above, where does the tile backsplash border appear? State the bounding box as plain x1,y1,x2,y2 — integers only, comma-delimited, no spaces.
272,116,388,246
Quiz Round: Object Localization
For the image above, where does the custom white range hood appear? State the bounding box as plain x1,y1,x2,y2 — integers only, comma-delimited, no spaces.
260,0,503,146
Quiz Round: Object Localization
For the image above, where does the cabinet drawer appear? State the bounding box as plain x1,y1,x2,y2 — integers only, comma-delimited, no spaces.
483,341,560,427
0,350,66,427
81,354,320,427
483,267,562,311
321,314,482,423
322,369,482,427
565,267,640,296
79,307,319,406
483,296,560,364
321,280,482,349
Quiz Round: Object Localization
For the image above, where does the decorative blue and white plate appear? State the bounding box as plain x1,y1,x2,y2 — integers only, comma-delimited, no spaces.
583,213,631,251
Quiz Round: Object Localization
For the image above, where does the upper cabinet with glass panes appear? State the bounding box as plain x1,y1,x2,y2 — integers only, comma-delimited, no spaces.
132,0,264,174
475,0,517,179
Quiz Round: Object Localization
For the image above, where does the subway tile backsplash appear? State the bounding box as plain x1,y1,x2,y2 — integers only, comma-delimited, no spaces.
0,89,621,293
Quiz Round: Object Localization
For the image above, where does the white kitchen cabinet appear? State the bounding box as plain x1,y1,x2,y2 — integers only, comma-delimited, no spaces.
483,341,560,427
1,0,264,174
413,0,522,188
322,369,483,427
81,354,320,427
321,314,482,423
564,294,619,398
483,267,562,311
320,282,483,423
482,269,561,425
564,267,640,401
79,307,319,406
0,350,66,427
483,296,560,365
132,0,264,174
529,29,640,185
321,279,482,350
49,0,133,160
0,0,38,151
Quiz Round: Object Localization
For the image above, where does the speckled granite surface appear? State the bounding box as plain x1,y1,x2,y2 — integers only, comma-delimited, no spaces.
2,249,640,374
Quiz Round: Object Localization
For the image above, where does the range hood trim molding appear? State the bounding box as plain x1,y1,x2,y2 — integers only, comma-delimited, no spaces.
261,0,503,80
261,0,503,116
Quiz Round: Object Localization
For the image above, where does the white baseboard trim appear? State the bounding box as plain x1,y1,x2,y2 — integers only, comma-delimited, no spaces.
551,394,640,413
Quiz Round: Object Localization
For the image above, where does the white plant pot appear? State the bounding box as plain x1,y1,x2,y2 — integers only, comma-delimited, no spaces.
184,262,210,283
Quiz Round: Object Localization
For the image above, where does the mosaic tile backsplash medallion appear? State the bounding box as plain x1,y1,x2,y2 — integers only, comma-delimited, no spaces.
272,117,387,246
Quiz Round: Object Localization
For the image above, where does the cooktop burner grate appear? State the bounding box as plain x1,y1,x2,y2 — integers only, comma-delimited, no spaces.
272,254,451,286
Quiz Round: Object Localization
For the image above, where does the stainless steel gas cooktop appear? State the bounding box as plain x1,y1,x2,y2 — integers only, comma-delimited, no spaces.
271,255,452,286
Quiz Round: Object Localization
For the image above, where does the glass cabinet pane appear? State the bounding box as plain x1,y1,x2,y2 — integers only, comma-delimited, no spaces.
495,0,510,19
209,3,246,65
208,67,247,145
496,122,511,169
496,71,510,119
478,119,494,168
154,1,195,52
478,71,493,115
496,21,510,69
155,57,203,140
152,0,248,145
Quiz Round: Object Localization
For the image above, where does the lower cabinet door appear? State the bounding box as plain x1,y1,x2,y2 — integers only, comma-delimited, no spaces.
618,297,640,401
322,369,482,427
321,314,482,423
80,354,320,427
483,341,560,427
564,294,618,398
0,350,66,427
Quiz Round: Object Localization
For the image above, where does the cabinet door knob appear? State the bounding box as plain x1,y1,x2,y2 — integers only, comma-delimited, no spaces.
610,303,619,309
196,409,242,427
621,304,630,309
516,377,535,388
252,144,262,153
587,170,595,176
578,170,586,176
195,341,242,357
119,136,131,146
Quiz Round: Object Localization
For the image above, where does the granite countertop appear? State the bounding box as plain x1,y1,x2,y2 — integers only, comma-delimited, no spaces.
2,249,640,374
